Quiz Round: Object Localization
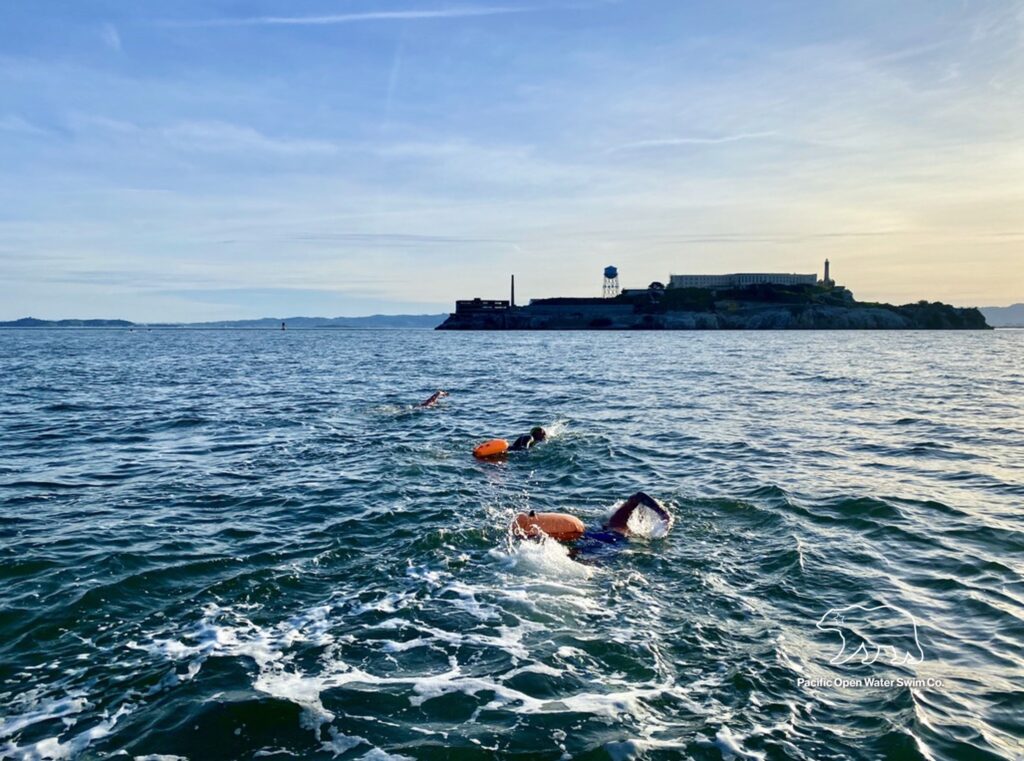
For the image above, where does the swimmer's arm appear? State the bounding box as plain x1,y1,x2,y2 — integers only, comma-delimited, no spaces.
419,390,448,407
604,491,669,532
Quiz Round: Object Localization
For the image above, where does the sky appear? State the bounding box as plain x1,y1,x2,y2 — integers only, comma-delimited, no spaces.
1,0,1022,321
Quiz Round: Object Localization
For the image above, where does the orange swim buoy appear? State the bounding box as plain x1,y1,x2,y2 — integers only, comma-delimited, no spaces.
513,512,586,542
473,439,510,459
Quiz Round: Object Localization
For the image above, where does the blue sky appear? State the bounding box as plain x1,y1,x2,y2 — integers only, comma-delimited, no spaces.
1,1,1021,320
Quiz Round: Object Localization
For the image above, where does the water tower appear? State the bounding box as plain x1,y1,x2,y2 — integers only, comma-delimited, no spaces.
603,266,620,298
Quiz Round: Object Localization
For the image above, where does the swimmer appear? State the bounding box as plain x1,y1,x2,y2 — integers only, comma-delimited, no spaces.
603,491,670,535
573,491,670,553
509,426,546,451
419,390,449,408
513,492,670,556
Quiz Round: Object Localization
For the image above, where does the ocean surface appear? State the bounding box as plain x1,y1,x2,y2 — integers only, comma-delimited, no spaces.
1,328,1022,761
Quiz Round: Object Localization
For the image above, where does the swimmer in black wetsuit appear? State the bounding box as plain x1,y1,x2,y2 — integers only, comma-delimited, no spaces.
509,426,546,451
573,492,671,555
419,390,449,408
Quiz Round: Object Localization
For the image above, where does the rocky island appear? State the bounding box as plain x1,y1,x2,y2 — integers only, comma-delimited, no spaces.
438,264,989,331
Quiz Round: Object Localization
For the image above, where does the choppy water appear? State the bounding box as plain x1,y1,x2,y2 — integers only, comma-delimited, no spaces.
1,329,1022,761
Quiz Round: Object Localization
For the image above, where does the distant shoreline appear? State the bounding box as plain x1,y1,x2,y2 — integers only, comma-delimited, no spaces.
0,314,448,330
3,326,1018,332
0,325,440,330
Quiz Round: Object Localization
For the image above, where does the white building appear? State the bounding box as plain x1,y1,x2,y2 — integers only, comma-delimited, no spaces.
669,272,818,289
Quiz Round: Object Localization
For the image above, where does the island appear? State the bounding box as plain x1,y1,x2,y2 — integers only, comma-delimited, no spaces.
437,263,990,330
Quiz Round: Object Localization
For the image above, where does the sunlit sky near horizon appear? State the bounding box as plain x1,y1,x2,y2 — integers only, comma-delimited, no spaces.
1,1,1022,320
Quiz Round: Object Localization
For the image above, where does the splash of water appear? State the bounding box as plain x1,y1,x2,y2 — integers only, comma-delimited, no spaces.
625,504,673,540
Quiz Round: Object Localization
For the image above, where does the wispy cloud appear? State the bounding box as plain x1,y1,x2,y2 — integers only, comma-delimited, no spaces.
100,22,121,52
385,32,408,121
609,131,778,152
289,232,504,246
160,121,338,155
0,114,49,136
71,114,340,155
169,7,527,28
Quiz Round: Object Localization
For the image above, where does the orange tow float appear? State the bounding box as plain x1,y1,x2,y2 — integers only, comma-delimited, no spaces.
513,512,585,542
473,439,509,459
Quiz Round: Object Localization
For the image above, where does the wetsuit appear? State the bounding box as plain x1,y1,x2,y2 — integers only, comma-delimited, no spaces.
510,428,546,451
566,529,627,562
509,434,535,451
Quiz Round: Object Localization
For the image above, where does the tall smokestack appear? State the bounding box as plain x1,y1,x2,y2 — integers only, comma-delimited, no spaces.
511,274,515,307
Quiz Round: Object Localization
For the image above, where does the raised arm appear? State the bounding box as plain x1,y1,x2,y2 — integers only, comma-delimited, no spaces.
604,491,670,533
419,390,449,407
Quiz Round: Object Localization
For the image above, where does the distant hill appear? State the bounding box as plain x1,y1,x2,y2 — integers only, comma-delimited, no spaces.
190,314,448,329
0,317,135,328
0,314,448,329
980,304,1024,327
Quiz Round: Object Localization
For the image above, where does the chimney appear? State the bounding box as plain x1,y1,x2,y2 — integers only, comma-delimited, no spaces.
511,274,515,307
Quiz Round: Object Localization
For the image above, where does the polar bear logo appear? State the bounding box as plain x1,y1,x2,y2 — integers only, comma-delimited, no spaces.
816,603,925,666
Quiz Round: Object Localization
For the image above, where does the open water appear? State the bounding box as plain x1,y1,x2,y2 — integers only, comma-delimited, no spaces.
0,329,1021,761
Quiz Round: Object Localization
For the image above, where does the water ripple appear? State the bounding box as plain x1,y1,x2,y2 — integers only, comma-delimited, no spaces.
0,329,1022,760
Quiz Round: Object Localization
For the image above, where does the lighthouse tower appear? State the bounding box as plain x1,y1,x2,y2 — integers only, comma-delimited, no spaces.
822,258,833,287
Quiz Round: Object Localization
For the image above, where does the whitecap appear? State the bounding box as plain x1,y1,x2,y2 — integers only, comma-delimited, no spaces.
712,725,766,760
499,534,593,580
320,726,367,757
356,749,415,761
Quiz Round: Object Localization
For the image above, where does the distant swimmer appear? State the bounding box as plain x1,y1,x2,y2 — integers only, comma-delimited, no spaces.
513,492,670,555
473,426,546,459
475,428,548,458
419,390,449,408
509,426,546,451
